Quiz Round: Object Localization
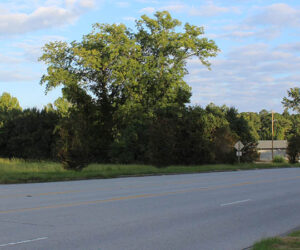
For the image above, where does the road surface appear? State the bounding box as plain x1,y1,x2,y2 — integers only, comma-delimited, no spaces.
1,168,300,249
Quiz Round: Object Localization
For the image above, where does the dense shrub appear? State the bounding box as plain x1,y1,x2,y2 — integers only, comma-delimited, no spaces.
0,108,59,160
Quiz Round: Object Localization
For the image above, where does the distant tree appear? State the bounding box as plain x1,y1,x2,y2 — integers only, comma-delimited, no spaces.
0,92,21,112
258,109,272,140
273,113,292,140
0,92,22,127
240,112,261,141
282,87,300,113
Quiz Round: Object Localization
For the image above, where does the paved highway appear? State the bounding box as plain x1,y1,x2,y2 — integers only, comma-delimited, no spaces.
0,168,300,250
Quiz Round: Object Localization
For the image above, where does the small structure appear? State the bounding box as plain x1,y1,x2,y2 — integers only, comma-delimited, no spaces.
257,140,288,162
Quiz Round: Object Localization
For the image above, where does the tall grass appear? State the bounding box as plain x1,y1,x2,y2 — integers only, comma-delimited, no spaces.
0,158,299,184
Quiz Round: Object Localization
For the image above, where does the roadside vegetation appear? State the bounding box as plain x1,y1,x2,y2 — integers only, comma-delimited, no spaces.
0,158,299,184
252,229,300,250
272,155,287,164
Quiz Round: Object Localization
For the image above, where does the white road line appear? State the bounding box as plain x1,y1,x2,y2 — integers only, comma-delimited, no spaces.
0,237,48,248
221,199,251,207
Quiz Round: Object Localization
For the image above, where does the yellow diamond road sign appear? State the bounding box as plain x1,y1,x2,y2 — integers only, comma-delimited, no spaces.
234,141,244,151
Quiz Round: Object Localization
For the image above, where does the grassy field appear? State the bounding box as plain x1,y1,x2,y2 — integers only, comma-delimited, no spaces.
0,158,299,184
253,229,300,249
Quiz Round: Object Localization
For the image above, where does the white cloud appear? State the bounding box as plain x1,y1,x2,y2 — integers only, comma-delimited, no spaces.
0,69,40,82
116,1,130,8
66,0,77,7
220,3,300,40
0,0,95,36
248,3,300,28
123,16,136,21
160,4,186,13
139,7,156,14
139,2,239,17
0,54,24,64
189,2,234,17
135,0,159,3
0,7,75,35
0,35,67,83
276,42,300,53
186,42,300,112
79,0,95,8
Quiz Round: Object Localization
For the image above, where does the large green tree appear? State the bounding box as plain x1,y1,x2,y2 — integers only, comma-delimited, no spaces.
39,11,219,169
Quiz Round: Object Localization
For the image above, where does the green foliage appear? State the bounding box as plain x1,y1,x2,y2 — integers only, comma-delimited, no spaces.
0,92,22,112
108,104,259,167
109,106,150,164
240,112,261,141
272,155,286,163
287,133,300,163
282,87,300,113
0,93,273,166
173,106,214,165
0,108,59,160
289,114,300,135
54,97,72,117
225,108,258,162
0,92,22,128
56,117,91,171
38,11,219,169
241,110,295,141
258,110,272,140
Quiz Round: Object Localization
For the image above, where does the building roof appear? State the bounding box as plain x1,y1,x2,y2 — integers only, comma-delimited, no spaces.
257,140,287,149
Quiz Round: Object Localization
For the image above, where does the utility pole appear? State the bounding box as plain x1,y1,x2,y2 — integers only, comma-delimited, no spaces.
272,111,274,161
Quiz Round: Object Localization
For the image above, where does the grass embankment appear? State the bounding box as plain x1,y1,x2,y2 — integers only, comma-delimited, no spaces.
1,158,299,184
253,229,300,249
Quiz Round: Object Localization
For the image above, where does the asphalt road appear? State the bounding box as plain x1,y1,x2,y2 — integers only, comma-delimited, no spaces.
1,168,300,250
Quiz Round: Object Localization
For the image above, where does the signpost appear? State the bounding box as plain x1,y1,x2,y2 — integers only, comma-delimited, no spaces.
234,141,244,163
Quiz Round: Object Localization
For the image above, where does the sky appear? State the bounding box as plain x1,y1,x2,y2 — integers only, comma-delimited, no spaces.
0,0,300,112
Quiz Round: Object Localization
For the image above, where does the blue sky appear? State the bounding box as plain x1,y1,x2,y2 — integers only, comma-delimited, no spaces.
0,0,299,112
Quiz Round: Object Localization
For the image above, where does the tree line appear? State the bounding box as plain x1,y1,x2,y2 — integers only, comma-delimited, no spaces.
1,91,299,167
0,12,299,168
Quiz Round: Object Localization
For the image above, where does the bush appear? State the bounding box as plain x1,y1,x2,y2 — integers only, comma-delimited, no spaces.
272,155,286,163
287,134,300,163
